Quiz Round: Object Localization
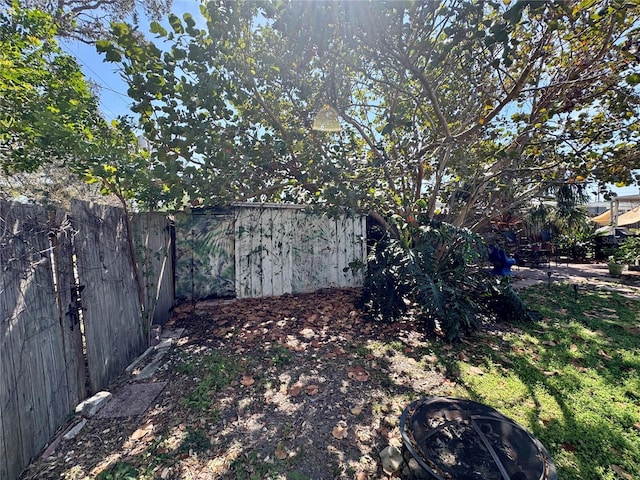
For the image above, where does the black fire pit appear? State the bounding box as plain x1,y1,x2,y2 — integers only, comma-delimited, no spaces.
400,397,557,480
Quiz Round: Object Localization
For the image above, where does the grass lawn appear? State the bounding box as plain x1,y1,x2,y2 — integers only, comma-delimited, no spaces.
443,283,640,480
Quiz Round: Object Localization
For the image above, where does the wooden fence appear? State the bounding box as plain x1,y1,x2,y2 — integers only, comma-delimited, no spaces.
174,204,367,299
1,200,363,479
0,200,173,480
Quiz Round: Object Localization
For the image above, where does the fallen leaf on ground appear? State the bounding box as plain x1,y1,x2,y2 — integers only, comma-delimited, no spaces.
287,385,302,397
351,406,363,416
241,375,255,386
633,422,640,432
275,445,288,460
131,423,153,440
347,366,370,382
561,443,576,452
332,425,348,440
599,350,613,360
305,384,320,396
467,366,484,376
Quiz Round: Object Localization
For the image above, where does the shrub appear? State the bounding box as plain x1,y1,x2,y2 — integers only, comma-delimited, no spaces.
361,221,535,340
617,236,640,265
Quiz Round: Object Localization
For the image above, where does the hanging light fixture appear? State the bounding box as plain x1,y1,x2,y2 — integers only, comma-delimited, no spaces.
312,105,341,132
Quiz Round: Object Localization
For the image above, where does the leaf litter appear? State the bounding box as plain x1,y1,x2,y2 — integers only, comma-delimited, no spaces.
21,288,455,480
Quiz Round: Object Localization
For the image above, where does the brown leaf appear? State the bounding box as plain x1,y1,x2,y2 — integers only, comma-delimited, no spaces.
131,423,153,440
458,352,470,362
355,472,368,480
274,445,288,460
332,425,348,440
351,406,363,416
542,340,557,347
612,465,633,480
599,350,613,361
467,366,484,376
561,443,577,452
347,366,370,382
240,375,255,386
287,385,302,397
633,422,640,432
305,384,320,396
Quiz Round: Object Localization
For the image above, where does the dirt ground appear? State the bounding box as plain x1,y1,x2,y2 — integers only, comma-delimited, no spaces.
21,289,461,480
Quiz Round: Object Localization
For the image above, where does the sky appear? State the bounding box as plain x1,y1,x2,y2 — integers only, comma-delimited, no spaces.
58,1,640,201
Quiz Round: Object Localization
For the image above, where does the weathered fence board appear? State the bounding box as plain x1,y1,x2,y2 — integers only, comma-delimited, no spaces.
131,212,175,325
71,200,146,394
49,209,87,405
235,205,365,299
177,205,366,300
0,202,73,480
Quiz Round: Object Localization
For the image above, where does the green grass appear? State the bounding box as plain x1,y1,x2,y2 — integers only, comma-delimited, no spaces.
178,350,243,411
452,284,640,480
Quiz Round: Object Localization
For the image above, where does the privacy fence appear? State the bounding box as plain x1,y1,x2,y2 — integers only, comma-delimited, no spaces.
1,200,366,480
175,204,367,299
0,200,173,480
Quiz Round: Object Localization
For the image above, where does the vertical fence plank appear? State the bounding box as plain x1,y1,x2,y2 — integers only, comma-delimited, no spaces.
0,201,22,480
260,208,274,297
71,200,146,393
50,209,87,408
235,209,252,299
131,213,175,325
269,207,292,296
249,208,264,298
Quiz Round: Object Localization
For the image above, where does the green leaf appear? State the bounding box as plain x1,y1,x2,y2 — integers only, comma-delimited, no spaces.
626,73,640,86
149,21,167,37
168,14,184,34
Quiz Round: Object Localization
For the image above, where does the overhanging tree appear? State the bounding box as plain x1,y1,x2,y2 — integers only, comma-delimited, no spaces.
94,0,640,338
0,3,160,206
6,0,172,42
101,0,640,232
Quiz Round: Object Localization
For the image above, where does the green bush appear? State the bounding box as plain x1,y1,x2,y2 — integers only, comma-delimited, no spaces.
361,221,534,341
617,236,640,264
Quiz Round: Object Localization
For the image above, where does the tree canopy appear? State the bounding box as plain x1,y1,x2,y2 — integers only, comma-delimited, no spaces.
6,0,172,42
0,3,158,208
0,4,104,173
100,0,640,231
